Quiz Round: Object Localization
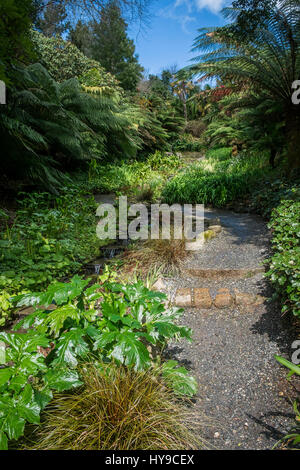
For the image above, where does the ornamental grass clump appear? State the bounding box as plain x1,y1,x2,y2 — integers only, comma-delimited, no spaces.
28,363,207,450
122,237,188,276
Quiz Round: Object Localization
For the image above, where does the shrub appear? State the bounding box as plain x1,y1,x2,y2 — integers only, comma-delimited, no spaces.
0,275,197,449
172,133,203,152
250,178,300,218
184,120,207,138
162,150,269,207
205,147,232,161
0,188,102,324
266,200,300,318
147,151,181,171
32,31,119,88
27,363,206,450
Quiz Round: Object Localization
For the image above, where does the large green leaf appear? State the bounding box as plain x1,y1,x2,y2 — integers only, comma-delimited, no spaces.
17,384,41,424
44,367,82,392
44,304,81,336
110,332,150,371
161,360,198,397
52,328,89,367
0,431,8,450
34,389,53,411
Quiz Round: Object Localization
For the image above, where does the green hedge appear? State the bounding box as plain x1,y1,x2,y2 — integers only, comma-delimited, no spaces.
266,200,300,318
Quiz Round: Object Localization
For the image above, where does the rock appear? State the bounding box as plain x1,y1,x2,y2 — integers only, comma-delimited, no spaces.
209,225,222,234
214,288,234,308
194,288,212,309
209,217,221,226
254,295,266,306
234,290,256,306
174,288,192,307
152,278,167,292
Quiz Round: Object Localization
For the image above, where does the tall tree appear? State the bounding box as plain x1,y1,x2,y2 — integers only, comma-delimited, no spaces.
37,0,70,37
184,0,300,170
90,0,144,91
68,20,93,57
36,1,152,26
229,0,277,40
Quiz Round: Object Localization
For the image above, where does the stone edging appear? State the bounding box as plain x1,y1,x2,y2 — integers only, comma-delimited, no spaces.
174,287,265,309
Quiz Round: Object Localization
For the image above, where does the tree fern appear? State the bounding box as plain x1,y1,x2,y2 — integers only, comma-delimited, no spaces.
182,0,300,169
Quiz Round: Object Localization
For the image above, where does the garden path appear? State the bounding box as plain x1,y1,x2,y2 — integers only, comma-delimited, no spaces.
162,207,297,449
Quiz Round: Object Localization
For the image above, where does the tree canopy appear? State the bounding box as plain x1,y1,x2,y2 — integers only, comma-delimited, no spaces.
89,1,144,91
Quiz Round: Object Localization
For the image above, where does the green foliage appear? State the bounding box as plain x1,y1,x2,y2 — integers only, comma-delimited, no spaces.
68,20,93,57
27,363,203,450
172,133,203,152
0,0,35,82
0,275,196,449
147,151,181,171
274,355,300,448
266,200,300,318
32,30,119,88
0,189,101,324
0,291,17,327
163,149,267,207
90,1,144,92
184,1,300,169
0,62,144,189
36,1,69,37
161,360,198,397
0,328,82,449
250,179,300,218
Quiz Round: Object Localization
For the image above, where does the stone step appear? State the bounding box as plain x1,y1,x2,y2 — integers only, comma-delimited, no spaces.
182,267,265,279
174,287,265,309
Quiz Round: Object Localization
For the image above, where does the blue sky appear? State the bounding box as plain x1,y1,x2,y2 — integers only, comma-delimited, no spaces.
129,0,230,75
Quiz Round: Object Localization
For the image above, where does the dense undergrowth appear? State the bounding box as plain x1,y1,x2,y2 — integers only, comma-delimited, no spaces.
0,151,183,327
162,147,269,207
0,273,198,449
0,188,103,326
76,150,183,199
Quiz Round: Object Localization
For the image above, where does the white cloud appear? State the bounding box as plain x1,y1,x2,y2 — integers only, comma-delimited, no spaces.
159,3,196,34
195,0,225,13
159,0,226,34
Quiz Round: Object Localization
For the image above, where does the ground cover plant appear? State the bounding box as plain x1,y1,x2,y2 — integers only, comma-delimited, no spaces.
78,151,182,199
0,188,103,326
0,274,197,449
266,200,300,319
162,148,269,207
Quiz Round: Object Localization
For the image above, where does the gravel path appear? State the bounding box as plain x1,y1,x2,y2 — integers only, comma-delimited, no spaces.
184,208,271,270
164,208,298,450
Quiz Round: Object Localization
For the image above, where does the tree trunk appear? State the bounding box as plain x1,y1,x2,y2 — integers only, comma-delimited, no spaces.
183,100,188,124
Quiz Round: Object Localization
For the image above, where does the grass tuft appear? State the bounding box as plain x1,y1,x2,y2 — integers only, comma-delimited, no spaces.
25,363,208,450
